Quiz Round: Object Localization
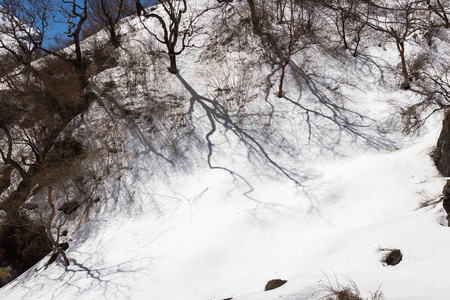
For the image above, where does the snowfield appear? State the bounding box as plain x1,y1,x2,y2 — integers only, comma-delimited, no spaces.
1,1,449,299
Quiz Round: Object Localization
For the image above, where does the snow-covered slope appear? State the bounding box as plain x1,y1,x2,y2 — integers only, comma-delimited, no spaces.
0,1,449,299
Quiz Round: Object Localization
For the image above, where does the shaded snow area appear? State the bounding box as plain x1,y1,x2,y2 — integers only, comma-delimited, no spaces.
1,1,449,299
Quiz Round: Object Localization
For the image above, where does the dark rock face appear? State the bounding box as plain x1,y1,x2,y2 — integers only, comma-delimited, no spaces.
0,266,14,287
432,112,450,226
384,249,402,266
264,279,287,291
0,216,52,288
442,180,450,226
433,111,450,176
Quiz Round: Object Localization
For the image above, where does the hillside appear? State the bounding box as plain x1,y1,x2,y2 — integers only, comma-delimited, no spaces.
0,0,450,299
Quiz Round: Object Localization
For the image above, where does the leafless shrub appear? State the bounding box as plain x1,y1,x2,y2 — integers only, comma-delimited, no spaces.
314,275,385,300
139,0,224,74
84,37,119,76
361,0,425,90
399,64,450,133
203,57,253,109
400,105,422,134
425,0,450,28
260,0,315,97
203,2,255,58
417,190,442,209
408,52,430,83
385,98,428,135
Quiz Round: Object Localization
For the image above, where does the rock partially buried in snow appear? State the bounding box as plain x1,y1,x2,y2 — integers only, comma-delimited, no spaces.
264,279,287,291
383,249,403,266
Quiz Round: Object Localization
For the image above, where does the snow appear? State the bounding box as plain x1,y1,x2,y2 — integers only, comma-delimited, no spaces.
1,1,449,299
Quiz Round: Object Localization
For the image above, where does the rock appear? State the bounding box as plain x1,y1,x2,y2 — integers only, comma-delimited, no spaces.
0,216,52,287
384,249,402,266
0,210,6,223
59,242,69,251
0,265,13,287
433,111,450,176
442,180,450,226
432,112,450,225
264,279,287,291
58,201,80,215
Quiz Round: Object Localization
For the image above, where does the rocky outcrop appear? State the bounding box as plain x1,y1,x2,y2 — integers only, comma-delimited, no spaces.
433,111,450,176
442,180,450,226
0,266,14,287
0,216,52,288
432,111,450,225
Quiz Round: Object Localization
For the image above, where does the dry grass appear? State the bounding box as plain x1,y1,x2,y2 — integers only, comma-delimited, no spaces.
314,275,385,300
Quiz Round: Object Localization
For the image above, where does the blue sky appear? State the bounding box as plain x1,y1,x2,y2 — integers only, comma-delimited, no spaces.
43,0,159,49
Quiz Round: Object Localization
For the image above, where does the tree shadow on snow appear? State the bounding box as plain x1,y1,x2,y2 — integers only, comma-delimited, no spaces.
176,73,311,190
173,65,399,225
288,60,397,153
0,250,153,300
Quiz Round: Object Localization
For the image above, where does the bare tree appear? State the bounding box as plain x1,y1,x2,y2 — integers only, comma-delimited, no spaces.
87,0,131,47
362,0,424,89
58,0,89,77
261,0,314,98
135,0,146,16
34,141,77,267
325,0,368,54
140,0,223,74
0,0,95,275
276,0,288,24
247,0,261,34
425,0,450,28
409,65,450,129
0,0,50,67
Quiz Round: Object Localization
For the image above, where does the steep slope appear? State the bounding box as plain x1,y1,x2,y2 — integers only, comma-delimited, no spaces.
0,1,449,299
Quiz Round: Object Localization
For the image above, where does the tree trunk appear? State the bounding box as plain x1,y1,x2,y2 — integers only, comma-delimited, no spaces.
247,0,260,35
168,52,178,74
396,40,410,90
353,25,364,57
278,64,286,98
136,0,145,16
0,175,35,214
339,14,348,49
109,28,120,48
0,166,13,195
46,185,70,266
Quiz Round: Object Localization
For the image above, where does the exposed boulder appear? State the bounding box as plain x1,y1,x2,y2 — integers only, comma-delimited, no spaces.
265,279,287,291
383,249,403,266
433,111,450,176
